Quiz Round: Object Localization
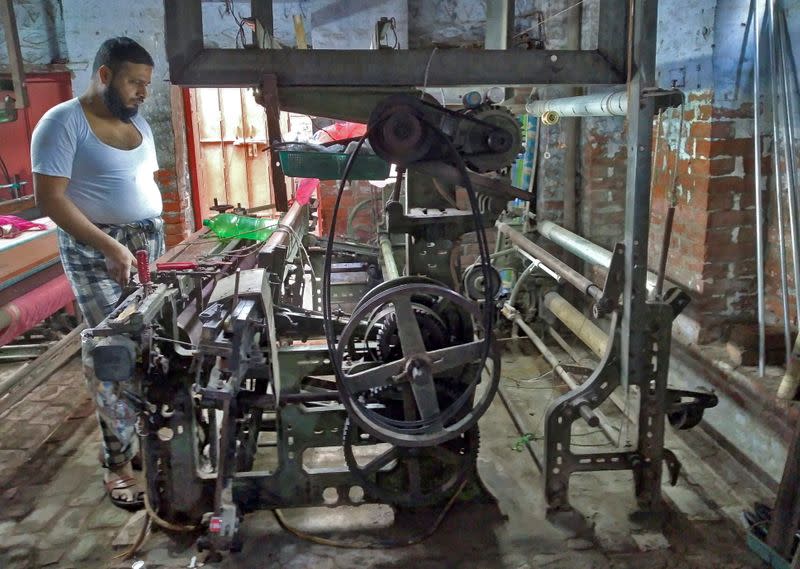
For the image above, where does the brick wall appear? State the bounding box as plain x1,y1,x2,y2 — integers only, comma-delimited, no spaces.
579,89,775,344
579,115,627,251
156,168,193,249
317,180,388,242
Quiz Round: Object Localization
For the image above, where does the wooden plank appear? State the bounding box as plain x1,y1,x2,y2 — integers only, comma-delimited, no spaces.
199,143,226,214
224,144,249,209
0,323,85,417
293,15,308,49
241,87,272,210
261,74,288,212
219,88,244,142
195,88,222,140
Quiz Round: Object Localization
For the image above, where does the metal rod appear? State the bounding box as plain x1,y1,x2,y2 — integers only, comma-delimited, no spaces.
537,220,613,267
655,205,675,299
509,262,538,307
778,8,800,327
768,0,792,360
496,222,603,301
497,386,543,472
547,326,582,362
547,324,630,419
379,234,400,280
754,0,767,377
503,310,617,443
525,91,627,117
543,292,608,358
536,220,668,292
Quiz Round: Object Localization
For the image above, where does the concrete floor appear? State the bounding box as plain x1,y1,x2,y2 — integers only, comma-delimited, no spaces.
0,342,768,569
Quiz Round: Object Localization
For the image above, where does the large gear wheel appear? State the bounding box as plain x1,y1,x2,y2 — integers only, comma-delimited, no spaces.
336,282,500,448
375,306,448,362
342,386,479,508
459,106,522,173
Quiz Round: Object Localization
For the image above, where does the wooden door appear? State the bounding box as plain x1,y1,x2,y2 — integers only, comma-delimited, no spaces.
185,87,277,225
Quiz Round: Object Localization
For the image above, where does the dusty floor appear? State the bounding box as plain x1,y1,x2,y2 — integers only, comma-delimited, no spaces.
0,342,769,569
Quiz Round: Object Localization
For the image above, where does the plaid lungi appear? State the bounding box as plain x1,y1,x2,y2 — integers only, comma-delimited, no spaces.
59,217,164,467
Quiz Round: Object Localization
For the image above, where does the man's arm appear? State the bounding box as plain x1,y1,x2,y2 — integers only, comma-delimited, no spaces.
34,173,136,285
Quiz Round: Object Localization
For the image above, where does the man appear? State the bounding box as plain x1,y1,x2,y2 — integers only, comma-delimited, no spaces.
31,37,164,510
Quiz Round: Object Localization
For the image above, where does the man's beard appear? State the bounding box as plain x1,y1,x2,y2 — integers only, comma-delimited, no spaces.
103,83,139,123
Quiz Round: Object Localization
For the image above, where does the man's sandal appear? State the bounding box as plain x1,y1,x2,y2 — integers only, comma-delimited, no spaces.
105,475,145,511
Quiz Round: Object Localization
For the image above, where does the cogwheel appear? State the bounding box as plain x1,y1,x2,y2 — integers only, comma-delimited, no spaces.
375,305,448,362
342,407,480,508
461,106,523,173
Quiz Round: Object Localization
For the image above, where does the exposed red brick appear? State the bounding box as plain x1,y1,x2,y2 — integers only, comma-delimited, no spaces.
162,200,185,213
709,156,736,176
712,138,754,157
688,91,714,103
696,104,713,121
164,223,186,236
707,209,755,228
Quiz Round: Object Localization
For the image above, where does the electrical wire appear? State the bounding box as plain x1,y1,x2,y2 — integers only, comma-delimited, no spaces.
513,0,586,38
420,47,439,99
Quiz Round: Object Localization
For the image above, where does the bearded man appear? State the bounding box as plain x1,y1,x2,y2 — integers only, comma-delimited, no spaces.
31,37,164,510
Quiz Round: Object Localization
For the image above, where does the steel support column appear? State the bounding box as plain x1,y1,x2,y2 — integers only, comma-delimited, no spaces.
621,0,666,512
164,0,204,79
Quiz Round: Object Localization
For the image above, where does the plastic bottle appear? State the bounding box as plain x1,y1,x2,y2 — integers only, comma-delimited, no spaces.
203,213,278,241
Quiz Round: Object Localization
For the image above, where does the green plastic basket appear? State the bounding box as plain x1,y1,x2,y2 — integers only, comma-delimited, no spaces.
277,150,391,180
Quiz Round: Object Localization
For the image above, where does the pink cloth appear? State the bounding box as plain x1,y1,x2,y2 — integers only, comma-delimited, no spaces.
294,122,367,205
0,215,48,239
0,274,75,346
295,178,319,205
312,121,367,143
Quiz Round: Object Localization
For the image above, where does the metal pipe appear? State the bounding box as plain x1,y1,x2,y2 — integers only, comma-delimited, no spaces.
496,222,603,301
525,91,627,118
544,292,608,358
497,386,542,471
547,326,582,362
538,219,666,292
509,262,538,307
778,9,800,327
538,220,613,267
768,0,792,360
379,234,400,280
502,308,617,443
754,0,767,377
547,324,629,418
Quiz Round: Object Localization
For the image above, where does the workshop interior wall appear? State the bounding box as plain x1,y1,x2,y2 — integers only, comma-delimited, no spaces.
578,0,800,346
3,0,798,346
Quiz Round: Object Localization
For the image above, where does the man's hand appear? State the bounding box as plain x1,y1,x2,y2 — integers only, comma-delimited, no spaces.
104,242,137,286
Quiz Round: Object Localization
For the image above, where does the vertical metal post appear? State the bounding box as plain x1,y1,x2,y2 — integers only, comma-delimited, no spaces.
621,0,657,390
768,0,792,359
621,0,666,511
778,8,800,328
164,0,204,83
0,0,29,109
754,0,767,377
